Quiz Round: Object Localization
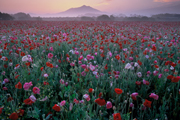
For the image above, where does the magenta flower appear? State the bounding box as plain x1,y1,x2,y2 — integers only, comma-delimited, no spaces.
106,101,112,109
81,71,86,76
48,53,53,59
49,47,54,51
131,92,138,100
130,103,134,107
4,78,9,83
149,93,159,100
60,100,66,106
33,87,40,94
158,74,162,78
81,64,87,69
23,82,33,90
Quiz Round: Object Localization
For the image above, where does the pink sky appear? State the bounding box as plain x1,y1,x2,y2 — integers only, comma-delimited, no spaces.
0,0,179,14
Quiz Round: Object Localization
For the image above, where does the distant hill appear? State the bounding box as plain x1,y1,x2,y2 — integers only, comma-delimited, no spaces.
57,5,103,17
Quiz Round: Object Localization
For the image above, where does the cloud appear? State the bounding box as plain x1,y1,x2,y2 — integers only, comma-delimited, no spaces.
154,0,180,2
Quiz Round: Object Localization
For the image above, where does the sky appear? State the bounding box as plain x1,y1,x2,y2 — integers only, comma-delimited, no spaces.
0,0,180,16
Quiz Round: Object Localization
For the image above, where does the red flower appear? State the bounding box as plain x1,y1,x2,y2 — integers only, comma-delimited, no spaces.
143,99,152,108
17,109,24,116
98,92,102,97
167,75,173,80
7,97,13,102
24,98,34,105
171,76,180,83
135,81,141,85
52,104,61,112
0,107,3,115
15,75,19,79
40,67,44,71
113,113,122,120
115,55,120,60
9,112,18,120
43,81,49,85
89,88,94,93
114,88,123,94
104,64,108,70
15,82,22,89
95,98,106,106
21,52,25,56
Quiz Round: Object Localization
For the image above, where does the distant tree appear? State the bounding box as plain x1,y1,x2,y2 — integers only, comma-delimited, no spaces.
110,15,115,21
96,15,111,21
0,12,14,20
81,16,94,21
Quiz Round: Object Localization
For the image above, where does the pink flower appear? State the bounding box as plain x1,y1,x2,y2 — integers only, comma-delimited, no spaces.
83,94,90,101
60,100,66,106
3,87,8,90
130,103,134,107
80,100,84,104
33,87,40,94
143,79,149,85
70,62,75,66
131,92,138,100
59,79,64,84
81,71,86,76
48,53,53,59
23,82,33,90
129,57,133,61
106,101,112,109
81,64,87,69
4,78,9,83
73,98,79,104
49,47,54,51
149,93,159,100
44,73,48,78
29,95,36,102
158,74,162,78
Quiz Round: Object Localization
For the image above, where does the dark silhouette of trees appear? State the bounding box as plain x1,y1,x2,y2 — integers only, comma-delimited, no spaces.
96,15,111,21
0,12,14,20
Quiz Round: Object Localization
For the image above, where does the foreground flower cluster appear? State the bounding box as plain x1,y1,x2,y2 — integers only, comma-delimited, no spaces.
0,21,180,120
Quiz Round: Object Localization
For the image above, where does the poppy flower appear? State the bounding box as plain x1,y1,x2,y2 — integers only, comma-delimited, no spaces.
167,75,173,79
40,67,44,71
0,107,3,115
89,88,94,93
143,99,152,108
52,104,61,112
98,92,102,97
171,76,180,83
115,55,120,60
32,87,40,94
114,88,123,94
17,109,24,116
95,98,106,106
104,64,108,70
15,82,22,89
9,112,18,120
113,113,122,120
24,98,34,105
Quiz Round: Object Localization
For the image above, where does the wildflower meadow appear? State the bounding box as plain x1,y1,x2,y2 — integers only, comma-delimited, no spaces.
0,21,180,120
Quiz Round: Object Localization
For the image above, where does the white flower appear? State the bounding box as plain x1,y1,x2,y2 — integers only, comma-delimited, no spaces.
137,72,142,78
22,55,28,62
125,63,132,69
29,95,36,102
170,66,174,70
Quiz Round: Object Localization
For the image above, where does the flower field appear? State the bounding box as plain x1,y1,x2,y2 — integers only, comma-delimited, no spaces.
0,21,180,120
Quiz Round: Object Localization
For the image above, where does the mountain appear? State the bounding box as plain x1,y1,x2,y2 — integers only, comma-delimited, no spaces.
135,2,180,16
57,5,103,17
